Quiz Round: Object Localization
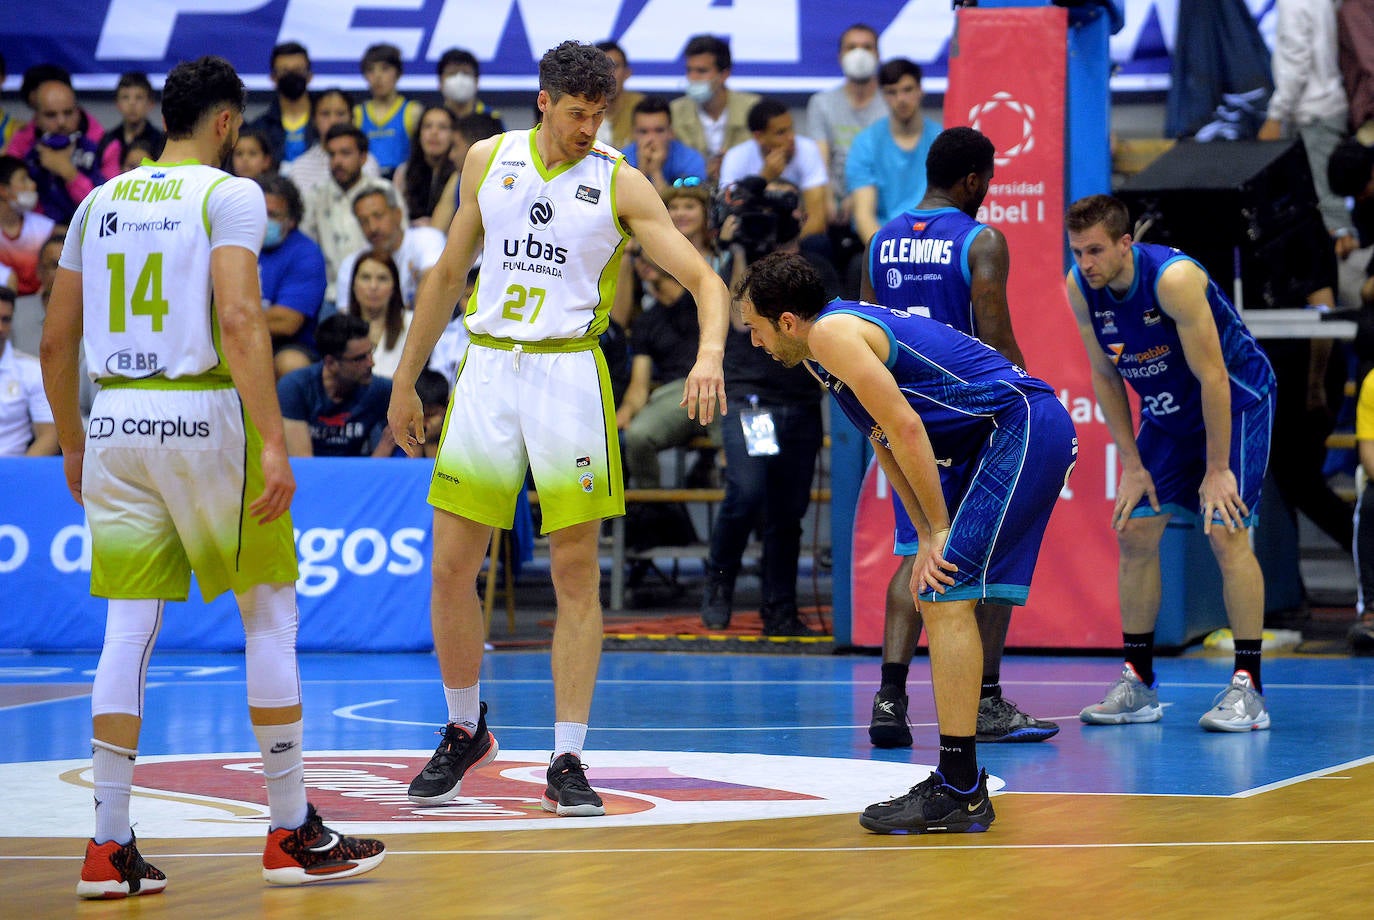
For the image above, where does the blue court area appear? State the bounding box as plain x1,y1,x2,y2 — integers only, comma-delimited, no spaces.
4,650,1372,800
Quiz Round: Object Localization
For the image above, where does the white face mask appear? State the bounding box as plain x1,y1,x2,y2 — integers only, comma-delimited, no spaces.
442,72,477,105
841,48,878,82
684,80,714,105
12,190,38,213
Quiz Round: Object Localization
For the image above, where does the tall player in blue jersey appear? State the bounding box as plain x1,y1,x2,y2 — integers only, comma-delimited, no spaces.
860,126,1058,747
738,251,1076,834
1066,194,1277,732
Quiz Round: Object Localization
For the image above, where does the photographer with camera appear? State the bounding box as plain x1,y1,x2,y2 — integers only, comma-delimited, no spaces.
701,176,837,635
719,99,831,242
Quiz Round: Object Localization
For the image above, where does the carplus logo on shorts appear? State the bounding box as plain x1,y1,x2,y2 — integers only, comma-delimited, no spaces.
85,415,211,443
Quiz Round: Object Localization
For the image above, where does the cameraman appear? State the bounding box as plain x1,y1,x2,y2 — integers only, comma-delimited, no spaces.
701,177,836,635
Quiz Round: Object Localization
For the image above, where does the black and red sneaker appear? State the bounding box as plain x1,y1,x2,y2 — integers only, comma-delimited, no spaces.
407,701,499,804
77,834,167,899
262,803,385,886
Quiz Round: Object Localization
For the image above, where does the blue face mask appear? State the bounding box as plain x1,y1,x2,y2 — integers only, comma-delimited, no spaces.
684,80,714,105
263,218,285,249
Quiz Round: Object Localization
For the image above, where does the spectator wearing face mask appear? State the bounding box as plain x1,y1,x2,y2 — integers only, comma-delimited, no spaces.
0,155,56,296
436,48,504,130
21,79,104,224
248,41,316,165
3,63,105,160
257,174,327,378
669,34,759,184
805,24,888,256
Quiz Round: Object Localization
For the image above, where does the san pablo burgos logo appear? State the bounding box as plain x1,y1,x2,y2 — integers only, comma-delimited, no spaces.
528,196,554,230
967,91,1035,167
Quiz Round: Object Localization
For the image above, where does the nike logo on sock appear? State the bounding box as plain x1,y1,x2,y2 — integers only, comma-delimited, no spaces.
270,742,297,754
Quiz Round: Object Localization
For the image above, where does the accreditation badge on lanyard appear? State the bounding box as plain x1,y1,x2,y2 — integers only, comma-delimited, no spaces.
740,395,778,457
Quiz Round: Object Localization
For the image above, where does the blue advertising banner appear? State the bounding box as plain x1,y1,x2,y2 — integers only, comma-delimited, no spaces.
0,1,1273,96
0,458,439,651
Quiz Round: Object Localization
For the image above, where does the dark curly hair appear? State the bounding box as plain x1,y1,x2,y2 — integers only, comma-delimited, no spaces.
926,126,995,190
538,41,616,103
738,252,828,323
162,56,245,140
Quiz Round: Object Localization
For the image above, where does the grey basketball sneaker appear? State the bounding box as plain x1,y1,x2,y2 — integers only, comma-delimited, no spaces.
1197,670,1270,732
1079,663,1162,725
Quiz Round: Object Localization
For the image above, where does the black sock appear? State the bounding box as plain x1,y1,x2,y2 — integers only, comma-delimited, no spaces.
1123,631,1155,687
980,676,1001,700
880,662,909,694
936,735,979,792
1233,640,1262,693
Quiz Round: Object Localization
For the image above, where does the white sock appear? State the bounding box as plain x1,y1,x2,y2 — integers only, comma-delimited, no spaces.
444,683,480,732
252,721,308,830
92,739,136,845
553,722,588,759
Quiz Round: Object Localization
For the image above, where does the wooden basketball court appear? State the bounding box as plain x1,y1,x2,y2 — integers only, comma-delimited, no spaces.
3,649,1370,917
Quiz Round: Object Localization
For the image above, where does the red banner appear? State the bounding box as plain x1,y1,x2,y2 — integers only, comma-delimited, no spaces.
850,6,1122,649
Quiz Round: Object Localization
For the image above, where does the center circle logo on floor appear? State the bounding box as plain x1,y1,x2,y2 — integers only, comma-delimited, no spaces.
6,751,1004,836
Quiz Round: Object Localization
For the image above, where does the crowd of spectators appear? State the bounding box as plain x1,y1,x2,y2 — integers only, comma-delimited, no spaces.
5,21,1374,646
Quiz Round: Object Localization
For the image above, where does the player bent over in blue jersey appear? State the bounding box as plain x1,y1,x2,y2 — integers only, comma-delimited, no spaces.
738,251,1077,834
1067,194,1277,732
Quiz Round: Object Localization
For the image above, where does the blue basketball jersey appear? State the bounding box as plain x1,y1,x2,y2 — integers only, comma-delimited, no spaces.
806,300,1055,463
1071,242,1274,435
356,97,421,172
867,206,989,333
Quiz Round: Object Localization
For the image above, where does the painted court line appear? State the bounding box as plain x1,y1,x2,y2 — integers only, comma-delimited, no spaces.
9,838,1374,863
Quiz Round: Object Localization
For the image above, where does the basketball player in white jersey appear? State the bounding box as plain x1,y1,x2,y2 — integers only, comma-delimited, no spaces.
41,56,384,898
389,41,730,815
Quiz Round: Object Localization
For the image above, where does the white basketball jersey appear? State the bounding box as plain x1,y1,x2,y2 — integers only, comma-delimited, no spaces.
71,164,263,385
469,129,628,343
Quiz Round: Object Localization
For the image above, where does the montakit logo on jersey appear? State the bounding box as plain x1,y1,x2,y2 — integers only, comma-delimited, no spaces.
120,216,182,233
100,212,118,237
